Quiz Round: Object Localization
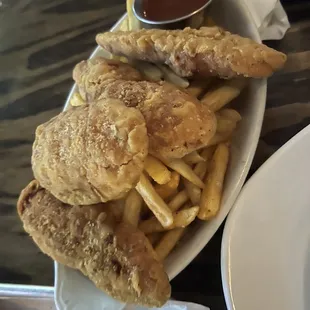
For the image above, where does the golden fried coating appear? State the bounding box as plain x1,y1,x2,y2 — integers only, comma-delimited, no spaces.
99,80,217,158
73,57,142,101
72,68,216,158
32,99,148,205
17,180,170,307
96,27,287,79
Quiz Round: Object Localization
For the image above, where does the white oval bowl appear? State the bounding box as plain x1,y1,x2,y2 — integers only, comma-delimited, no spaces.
55,0,266,307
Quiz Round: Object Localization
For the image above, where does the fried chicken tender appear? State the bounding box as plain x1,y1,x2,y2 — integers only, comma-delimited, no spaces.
96,27,287,79
32,99,148,205
73,57,142,101
73,63,216,158
17,180,170,307
99,80,217,158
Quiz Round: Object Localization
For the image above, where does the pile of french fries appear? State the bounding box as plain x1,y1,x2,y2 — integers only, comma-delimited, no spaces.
126,109,238,261
86,2,246,261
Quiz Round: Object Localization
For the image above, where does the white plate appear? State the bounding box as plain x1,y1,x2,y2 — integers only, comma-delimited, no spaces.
55,0,267,308
221,124,310,310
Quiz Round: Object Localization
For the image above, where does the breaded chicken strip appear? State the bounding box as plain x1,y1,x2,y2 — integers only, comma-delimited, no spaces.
32,99,148,205
73,57,142,101
17,180,170,307
96,27,287,79
72,64,216,158
98,80,217,158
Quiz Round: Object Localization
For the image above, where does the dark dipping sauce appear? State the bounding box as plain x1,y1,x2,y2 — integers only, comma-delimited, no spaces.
142,0,209,22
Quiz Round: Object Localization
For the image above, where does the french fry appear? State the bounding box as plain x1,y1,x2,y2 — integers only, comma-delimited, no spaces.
70,92,85,107
173,206,199,227
119,56,129,63
183,151,205,165
144,236,160,261
108,54,122,61
216,109,241,134
122,189,143,227
193,161,208,180
183,178,201,205
182,202,193,209
201,78,247,112
156,64,189,88
132,60,163,81
160,158,204,188
139,217,165,233
218,108,242,123
97,47,114,60
216,115,238,134
147,232,163,246
200,146,216,163
139,206,199,233
119,17,129,31
186,79,212,98
198,143,230,220
126,0,140,30
155,228,185,260
183,148,215,204
144,156,171,184
136,173,174,227
154,171,180,200
168,190,189,212
208,131,233,146
196,146,216,178
186,81,205,98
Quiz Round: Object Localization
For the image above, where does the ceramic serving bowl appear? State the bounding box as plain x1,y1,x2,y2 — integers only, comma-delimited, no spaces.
55,0,266,308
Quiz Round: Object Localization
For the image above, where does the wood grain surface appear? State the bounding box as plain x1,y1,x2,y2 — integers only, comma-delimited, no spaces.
0,1,309,309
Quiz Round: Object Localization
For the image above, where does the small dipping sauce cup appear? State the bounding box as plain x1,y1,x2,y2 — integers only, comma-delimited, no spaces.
133,0,213,29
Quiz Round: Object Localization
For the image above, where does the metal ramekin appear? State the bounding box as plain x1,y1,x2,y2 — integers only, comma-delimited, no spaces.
133,0,214,29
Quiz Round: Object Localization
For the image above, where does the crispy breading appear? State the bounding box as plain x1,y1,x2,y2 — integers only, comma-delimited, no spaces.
17,180,170,307
73,57,142,101
73,67,216,158
106,80,216,159
96,27,287,78
32,99,148,205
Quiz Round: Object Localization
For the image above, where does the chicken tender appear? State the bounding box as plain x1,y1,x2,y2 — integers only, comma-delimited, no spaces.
96,27,287,79
17,180,170,307
99,80,217,158
32,99,148,205
72,69,216,158
73,57,142,101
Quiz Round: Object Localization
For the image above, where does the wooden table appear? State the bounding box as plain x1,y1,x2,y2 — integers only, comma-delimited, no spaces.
0,1,309,309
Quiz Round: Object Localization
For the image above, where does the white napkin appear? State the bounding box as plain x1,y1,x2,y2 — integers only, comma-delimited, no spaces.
244,0,290,40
